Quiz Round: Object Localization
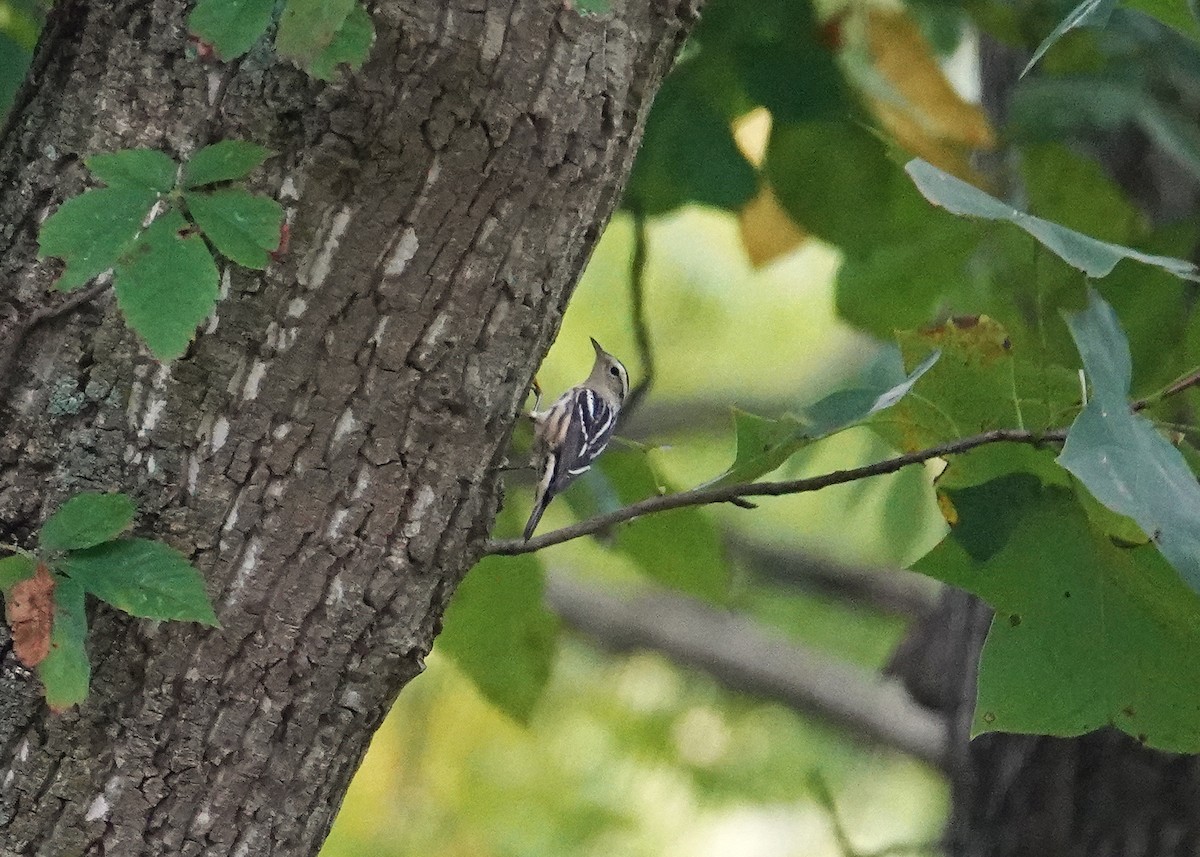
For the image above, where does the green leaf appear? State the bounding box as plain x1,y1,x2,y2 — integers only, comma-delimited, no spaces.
905,158,1200,281
39,492,136,552
185,188,283,269
182,140,274,189
809,348,941,435
1010,76,1200,184
717,410,811,486
624,64,758,215
835,217,978,337
942,473,1042,562
188,0,275,60
61,538,218,625
1058,289,1200,592
710,348,941,486
732,0,845,122
1022,0,1117,78
39,187,159,291
439,505,558,723
917,484,1200,752
0,554,36,589
567,450,730,602
85,149,178,193
37,574,90,712
1021,144,1141,245
275,0,356,67
307,5,374,80
114,210,220,361
1122,0,1200,41
767,121,899,253
572,0,611,13
872,315,1080,486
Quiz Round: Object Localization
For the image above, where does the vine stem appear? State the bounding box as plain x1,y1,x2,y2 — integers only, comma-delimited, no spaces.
486,427,1068,556
621,206,654,418
0,542,37,560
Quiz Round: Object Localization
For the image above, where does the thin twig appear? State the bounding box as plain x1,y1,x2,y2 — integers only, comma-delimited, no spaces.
28,280,111,326
487,428,1067,555
1133,364,1200,412
622,207,654,417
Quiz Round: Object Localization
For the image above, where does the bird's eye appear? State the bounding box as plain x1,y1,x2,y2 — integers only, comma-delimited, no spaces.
609,366,621,377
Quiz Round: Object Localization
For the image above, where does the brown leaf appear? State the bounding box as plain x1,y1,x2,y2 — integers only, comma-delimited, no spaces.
733,109,808,267
865,9,996,185
6,563,55,668
739,186,808,268
919,315,1013,367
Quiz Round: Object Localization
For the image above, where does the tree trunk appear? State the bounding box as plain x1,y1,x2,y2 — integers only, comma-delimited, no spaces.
0,2,696,854
895,590,1200,857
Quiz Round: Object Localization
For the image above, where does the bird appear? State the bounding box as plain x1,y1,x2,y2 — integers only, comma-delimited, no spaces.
523,338,629,541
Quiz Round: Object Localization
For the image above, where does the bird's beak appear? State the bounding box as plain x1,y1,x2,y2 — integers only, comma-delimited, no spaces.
590,337,605,356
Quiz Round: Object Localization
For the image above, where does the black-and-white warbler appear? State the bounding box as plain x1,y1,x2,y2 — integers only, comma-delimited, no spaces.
523,338,629,541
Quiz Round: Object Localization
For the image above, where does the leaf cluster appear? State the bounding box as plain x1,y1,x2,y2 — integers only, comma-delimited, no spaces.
1,492,218,711
38,141,282,361
188,0,374,80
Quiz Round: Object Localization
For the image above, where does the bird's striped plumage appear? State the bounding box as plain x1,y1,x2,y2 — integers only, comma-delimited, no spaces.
523,340,627,541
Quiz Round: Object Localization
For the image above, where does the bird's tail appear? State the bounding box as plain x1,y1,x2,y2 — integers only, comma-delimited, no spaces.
523,492,550,541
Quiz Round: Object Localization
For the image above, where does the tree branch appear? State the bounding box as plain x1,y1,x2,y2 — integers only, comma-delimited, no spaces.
488,428,1067,556
546,574,949,769
729,535,940,619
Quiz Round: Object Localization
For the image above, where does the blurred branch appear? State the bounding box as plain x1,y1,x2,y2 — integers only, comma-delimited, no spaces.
620,395,792,440
622,207,654,417
729,535,940,619
546,574,949,770
487,428,1067,556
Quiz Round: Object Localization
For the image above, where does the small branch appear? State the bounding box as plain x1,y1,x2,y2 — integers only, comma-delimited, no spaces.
1133,364,1200,412
546,574,949,769
622,207,654,418
487,428,1066,556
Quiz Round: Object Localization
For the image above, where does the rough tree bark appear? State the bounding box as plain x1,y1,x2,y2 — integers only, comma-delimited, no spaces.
0,1,697,854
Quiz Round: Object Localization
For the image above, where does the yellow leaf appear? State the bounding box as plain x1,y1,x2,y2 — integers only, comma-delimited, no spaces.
937,491,960,527
739,185,808,268
866,9,995,183
733,107,772,167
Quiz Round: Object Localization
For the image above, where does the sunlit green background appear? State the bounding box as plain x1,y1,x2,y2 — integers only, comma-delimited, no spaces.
321,210,949,857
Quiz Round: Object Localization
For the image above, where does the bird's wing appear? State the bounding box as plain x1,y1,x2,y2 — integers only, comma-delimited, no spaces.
549,388,617,493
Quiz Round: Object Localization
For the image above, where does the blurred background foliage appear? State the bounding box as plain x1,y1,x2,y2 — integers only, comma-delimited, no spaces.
5,0,1200,851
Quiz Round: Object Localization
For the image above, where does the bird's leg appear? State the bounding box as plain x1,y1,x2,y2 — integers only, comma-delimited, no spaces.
529,376,543,413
